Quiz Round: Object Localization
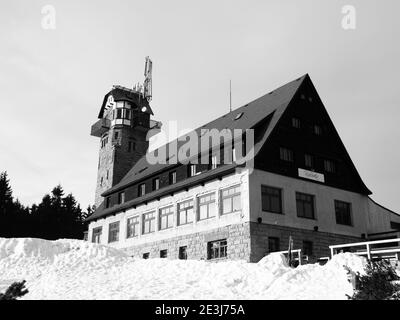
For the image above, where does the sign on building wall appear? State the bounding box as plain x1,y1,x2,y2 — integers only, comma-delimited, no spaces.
298,168,325,183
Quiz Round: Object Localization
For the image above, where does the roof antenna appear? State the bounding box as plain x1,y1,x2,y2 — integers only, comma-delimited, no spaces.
229,80,232,112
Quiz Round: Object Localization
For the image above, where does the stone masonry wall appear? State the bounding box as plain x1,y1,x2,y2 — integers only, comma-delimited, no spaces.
122,223,251,261
249,222,362,262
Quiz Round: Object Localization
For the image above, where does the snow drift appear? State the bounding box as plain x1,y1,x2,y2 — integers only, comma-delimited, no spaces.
0,238,366,300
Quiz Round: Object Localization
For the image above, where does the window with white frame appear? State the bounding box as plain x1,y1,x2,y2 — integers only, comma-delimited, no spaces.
153,177,160,191
108,222,120,243
126,216,140,238
92,227,102,243
198,192,216,220
188,164,197,177
143,211,155,234
178,199,194,225
159,206,174,230
221,185,241,215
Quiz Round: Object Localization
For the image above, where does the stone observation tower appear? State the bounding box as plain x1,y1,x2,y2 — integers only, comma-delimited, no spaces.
90,57,161,208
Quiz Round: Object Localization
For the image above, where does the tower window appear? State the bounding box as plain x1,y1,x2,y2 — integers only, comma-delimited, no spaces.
106,170,109,180
114,131,119,140
116,109,123,119
128,141,136,152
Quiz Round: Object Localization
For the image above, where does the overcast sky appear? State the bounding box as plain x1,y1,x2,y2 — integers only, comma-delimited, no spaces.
0,0,399,213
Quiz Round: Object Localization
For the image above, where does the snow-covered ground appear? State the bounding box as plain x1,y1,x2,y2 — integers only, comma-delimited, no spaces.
0,238,366,300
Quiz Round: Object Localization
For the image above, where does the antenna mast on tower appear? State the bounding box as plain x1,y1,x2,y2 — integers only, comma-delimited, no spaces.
143,56,153,102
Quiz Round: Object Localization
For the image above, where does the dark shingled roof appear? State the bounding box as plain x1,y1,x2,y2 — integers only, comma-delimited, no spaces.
98,86,154,119
86,74,308,222
104,74,307,195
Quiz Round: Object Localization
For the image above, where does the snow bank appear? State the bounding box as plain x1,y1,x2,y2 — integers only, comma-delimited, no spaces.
0,238,367,300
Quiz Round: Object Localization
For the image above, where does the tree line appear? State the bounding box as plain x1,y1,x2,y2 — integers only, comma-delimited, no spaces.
0,171,92,240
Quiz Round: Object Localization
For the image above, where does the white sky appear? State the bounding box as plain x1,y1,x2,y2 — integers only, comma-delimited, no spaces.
0,0,399,213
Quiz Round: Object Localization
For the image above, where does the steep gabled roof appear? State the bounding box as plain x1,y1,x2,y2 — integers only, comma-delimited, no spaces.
102,74,308,197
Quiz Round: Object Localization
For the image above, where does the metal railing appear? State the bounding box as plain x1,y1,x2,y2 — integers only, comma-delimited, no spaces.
329,238,400,260
275,249,305,265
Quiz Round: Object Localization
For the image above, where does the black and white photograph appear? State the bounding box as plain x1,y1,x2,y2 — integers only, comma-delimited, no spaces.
1,0,400,309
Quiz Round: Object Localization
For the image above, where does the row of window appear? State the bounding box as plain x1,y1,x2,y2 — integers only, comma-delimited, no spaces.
96,185,242,244
141,240,227,261
280,147,336,173
133,237,313,261
291,117,323,136
106,159,220,208
261,185,353,226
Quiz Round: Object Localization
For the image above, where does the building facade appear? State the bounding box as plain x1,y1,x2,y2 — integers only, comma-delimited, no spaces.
86,74,400,262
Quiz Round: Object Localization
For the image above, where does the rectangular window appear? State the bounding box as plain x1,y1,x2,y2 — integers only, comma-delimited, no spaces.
105,196,111,208
143,211,155,234
128,141,135,152
118,192,125,204
108,222,120,243
153,177,160,191
304,154,314,168
268,237,280,253
116,109,122,119
178,199,194,225
179,246,188,260
207,239,227,260
138,183,146,197
210,155,218,170
280,147,293,162
114,131,119,139
261,186,283,214
296,192,315,219
335,200,352,226
303,240,313,256
221,185,241,215
160,249,168,258
125,109,131,120
169,171,177,184
92,227,102,243
159,206,174,230
324,159,336,173
142,253,149,259
188,164,197,177
292,117,301,128
313,125,322,136
126,216,140,238
198,192,216,220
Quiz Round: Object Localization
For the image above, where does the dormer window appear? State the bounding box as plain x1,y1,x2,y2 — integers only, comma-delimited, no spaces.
304,154,314,168
188,164,197,177
169,171,176,184
234,112,244,120
153,177,160,191
118,191,125,204
138,183,146,197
